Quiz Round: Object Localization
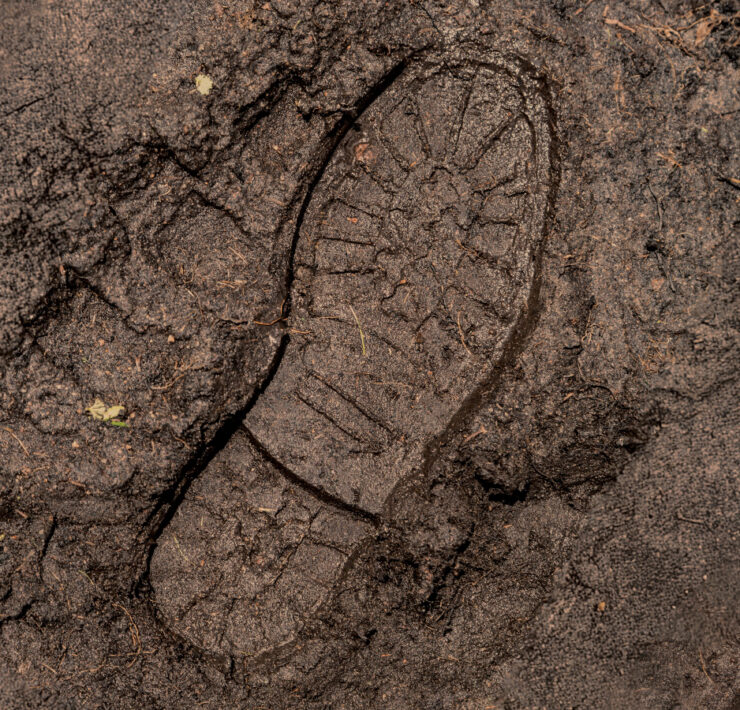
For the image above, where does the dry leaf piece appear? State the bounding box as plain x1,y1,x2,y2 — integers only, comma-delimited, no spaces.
85,399,127,425
85,398,108,421
195,74,213,95
104,405,125,420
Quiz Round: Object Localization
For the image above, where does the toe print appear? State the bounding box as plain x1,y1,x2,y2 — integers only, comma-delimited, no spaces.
151,52,554,659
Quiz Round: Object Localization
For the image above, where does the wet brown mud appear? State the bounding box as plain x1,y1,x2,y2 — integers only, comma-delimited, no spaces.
1,0,738,707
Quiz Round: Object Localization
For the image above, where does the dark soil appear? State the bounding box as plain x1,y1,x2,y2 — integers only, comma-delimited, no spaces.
1,0,738,707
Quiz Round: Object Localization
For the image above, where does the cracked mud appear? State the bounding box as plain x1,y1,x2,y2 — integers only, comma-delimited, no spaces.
1,0,738,708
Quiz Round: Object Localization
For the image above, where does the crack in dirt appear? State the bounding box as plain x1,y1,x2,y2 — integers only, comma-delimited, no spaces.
241,426,381,525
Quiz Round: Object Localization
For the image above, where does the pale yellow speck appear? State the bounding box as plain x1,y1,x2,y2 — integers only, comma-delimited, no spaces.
195,73,213,95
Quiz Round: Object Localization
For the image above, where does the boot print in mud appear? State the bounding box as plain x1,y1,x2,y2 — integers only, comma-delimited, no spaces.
151,51,555,658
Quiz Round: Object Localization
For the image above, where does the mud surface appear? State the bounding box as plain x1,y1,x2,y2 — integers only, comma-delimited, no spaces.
1,0,738,707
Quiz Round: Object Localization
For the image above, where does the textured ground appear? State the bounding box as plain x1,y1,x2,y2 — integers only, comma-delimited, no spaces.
1,0,738,708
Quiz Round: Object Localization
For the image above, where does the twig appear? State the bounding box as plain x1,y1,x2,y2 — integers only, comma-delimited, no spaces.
605,16,637,33
349,306,367,357
646,180,664,231
657,152,682,169
573,0,595,17
717,174,740,190
254,298,287,326
151,373,186,391
1,427,30,457
112,602,142,667
172,534,191,563
228,246,250,264
699,648,712,682
463,425,487,443
457,312,472,355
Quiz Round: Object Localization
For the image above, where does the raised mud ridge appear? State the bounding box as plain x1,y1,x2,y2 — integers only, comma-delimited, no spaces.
150,51,557,660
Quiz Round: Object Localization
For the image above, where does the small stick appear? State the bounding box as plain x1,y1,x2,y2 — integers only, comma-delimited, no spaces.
463,425,487,443
1,427,30,457
349,306,367,356
228,246,250,264
172,534,191,563
151,373,186,391
647,180,664,231
112,602,141,660
605,17,637,33
254,298,287,326
457,312,472,355
717,174,740,190
699,648,712,682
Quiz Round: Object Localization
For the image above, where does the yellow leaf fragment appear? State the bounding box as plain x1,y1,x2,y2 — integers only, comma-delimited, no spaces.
85,398,107,421
195,73,213,95
104,405,125,420
86,399,126,423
